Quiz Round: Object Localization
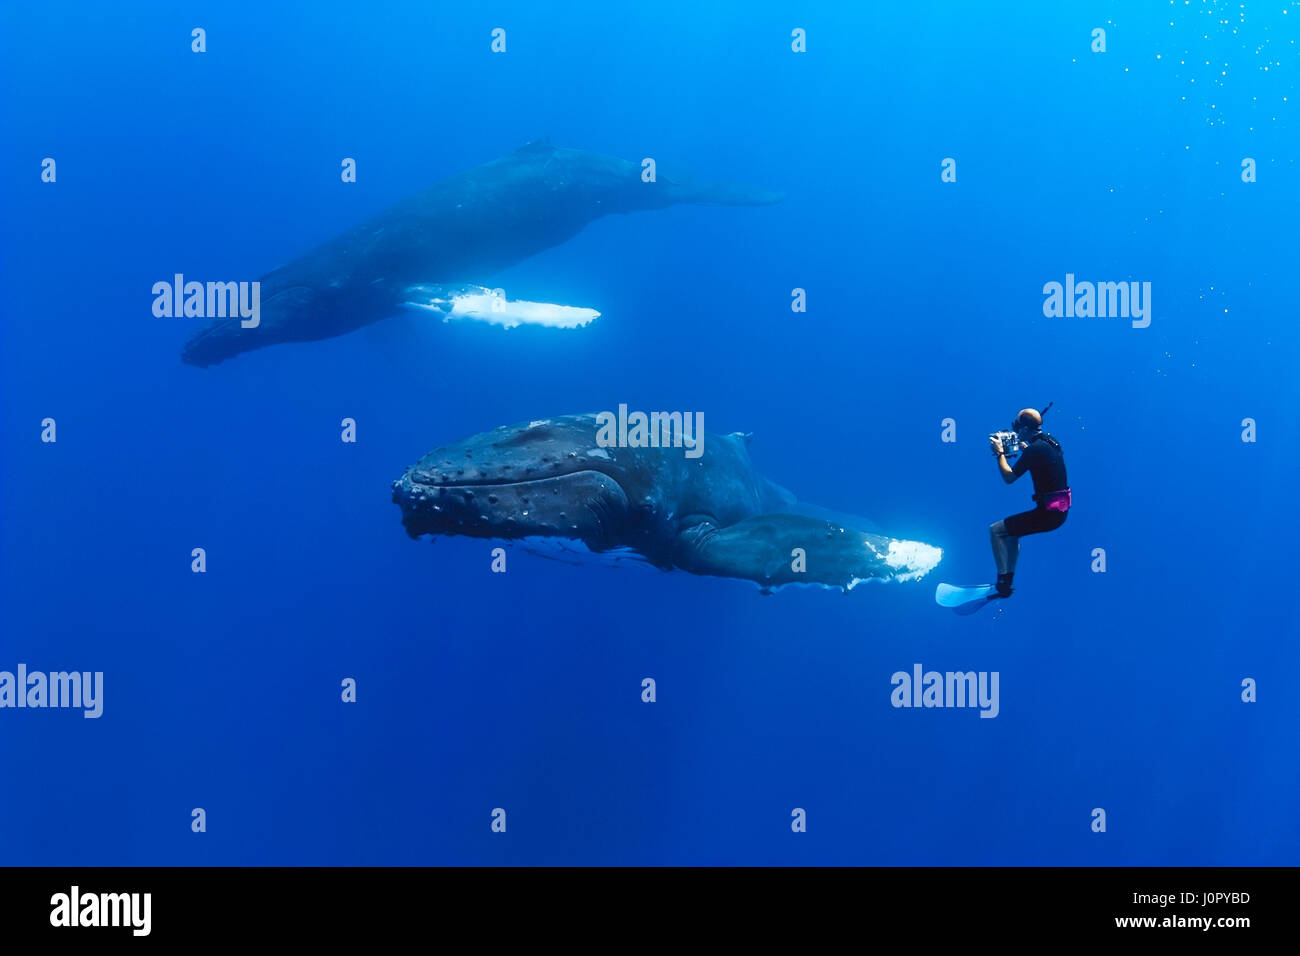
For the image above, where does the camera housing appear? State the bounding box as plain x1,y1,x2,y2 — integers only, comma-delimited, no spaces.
990,430,1024,462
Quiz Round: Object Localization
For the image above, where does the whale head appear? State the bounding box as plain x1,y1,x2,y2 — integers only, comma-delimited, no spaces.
392,416,647,549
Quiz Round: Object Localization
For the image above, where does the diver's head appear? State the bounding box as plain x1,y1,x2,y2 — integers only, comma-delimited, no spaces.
1012,407,1042,441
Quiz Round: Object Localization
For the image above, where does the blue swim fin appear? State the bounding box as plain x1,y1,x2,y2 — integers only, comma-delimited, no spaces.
935,582,999,614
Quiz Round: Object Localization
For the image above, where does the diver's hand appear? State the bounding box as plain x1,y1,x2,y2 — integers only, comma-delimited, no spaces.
989,436,1005,456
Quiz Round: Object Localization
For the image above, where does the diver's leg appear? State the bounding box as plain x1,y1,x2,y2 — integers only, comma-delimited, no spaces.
989,520,1020,574
990,519,1022,597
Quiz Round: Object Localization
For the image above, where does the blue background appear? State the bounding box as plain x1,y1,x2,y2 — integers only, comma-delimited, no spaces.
1,1,1296,864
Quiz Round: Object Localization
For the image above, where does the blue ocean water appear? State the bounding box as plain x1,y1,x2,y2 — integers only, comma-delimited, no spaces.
1,1,1296,865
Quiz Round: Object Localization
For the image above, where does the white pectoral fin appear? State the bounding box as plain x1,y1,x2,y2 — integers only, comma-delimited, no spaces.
400,284,453,319
400,284,600,329
676,515,943,593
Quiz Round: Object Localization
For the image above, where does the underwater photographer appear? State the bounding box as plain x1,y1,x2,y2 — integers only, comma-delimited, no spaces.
987,404,1071,598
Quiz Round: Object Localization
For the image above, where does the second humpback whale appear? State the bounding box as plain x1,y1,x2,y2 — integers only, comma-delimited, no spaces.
181,140,782,366
391,415,943,593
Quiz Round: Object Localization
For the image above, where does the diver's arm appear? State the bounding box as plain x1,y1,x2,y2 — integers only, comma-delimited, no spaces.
998,454,1016,483
990,437,1018,483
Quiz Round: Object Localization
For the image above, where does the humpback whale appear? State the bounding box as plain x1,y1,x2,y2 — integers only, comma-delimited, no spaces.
391,415,943,593
181,140,782,366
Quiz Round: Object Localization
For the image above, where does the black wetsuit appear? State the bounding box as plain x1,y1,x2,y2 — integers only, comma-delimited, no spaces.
1004,432,1069,536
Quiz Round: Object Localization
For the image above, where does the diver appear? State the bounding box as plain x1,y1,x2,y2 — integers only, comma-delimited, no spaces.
988,407,1070,598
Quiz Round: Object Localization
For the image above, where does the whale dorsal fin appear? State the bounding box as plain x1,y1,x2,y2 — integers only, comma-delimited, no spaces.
516,136,554,155
728,430,754,447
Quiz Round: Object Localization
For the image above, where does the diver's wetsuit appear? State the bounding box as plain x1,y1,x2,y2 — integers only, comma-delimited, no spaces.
1004,433,1069,535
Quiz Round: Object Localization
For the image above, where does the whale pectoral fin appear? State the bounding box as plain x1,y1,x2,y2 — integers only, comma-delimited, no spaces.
399,283,464,319
674,515,942,593
402,284,601,329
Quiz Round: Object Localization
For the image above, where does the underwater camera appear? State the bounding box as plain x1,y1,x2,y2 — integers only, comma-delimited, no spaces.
990,430,1024,462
